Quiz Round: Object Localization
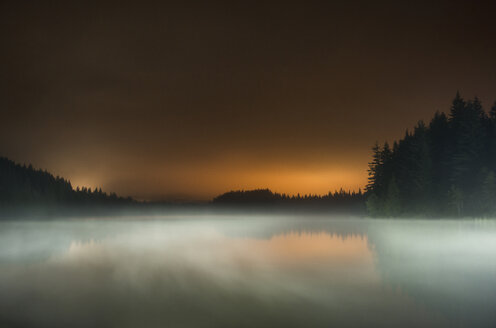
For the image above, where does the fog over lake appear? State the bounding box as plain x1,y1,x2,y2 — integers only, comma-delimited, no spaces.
0,215,495,327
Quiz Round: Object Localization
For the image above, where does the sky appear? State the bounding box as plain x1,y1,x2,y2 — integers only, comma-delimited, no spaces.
1,0,496,201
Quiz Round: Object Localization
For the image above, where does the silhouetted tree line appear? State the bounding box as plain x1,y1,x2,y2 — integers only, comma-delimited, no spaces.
1,155,364,212
366,92,496,217
213,188,365,209
0,157,133,206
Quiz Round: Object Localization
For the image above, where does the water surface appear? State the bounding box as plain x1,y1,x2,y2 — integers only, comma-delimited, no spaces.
0,215,495,327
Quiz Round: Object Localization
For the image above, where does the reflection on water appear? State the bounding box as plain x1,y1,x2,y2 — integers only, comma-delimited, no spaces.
244,232,372,262
0,216,495,327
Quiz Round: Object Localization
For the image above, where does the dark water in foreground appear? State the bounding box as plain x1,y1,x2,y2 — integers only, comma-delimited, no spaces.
0,215,495,328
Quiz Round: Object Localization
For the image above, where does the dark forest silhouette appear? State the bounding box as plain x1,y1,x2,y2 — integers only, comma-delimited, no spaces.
366,93,496,217
0,157,364,210
213,188,364,210
3,92,496,218
0,157,364,213
0,157,133,206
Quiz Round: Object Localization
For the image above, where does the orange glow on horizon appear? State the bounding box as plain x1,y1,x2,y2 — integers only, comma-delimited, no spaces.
58,162,368,201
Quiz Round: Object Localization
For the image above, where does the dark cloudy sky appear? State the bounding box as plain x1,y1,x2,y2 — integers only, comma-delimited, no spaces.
1,0,495,200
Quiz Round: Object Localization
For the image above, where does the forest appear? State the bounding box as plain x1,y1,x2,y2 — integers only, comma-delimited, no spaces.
0,157,133,206
0,156,364,212
212,188,365,210
366,93,496,217
3,92,496,218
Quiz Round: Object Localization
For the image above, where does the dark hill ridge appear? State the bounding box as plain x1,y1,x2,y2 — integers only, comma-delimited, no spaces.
0,156,364,213
0,156,132,206
0,156,365,214
212,188,365,207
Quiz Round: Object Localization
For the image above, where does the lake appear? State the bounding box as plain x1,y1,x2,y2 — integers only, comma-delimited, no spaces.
0,214,495,327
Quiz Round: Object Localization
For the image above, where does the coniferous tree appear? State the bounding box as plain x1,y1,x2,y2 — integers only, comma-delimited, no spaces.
480,170,496,216
366,93,496,217
366,143,383,193
428,111,451,213
488,102,496,170
383,176,401,217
